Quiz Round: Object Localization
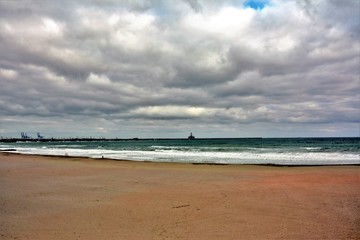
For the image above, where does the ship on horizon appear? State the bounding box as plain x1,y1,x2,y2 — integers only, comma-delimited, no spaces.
188,132,195,140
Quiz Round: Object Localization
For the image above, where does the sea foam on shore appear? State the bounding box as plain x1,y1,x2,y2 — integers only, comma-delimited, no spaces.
1,138,359,165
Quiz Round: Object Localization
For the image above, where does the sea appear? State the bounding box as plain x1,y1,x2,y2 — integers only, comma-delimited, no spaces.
0,138,359,165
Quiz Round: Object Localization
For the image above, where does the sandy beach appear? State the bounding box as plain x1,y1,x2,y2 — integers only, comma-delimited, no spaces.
0,152,359,239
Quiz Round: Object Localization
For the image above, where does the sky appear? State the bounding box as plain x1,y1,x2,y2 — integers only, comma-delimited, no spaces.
0,0,359,138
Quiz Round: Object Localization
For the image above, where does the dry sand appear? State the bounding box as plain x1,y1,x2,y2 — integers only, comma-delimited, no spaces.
0,152,359,240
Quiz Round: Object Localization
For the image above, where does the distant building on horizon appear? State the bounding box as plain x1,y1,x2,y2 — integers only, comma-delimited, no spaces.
21,132,30,139
37,132,44,140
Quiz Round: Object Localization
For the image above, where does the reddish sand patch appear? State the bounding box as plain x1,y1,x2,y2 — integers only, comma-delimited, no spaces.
0,153,359,239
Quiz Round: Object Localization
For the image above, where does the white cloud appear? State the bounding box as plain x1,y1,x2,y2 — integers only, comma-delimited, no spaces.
0,68,18,79
131,106,213,118
42,18,63,36
86,73,111,85
182,6,255,39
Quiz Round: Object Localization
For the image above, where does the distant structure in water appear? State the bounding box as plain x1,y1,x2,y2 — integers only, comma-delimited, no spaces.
37,132,44,140
21,132,30,139
188,132,195,140
20,132,44,140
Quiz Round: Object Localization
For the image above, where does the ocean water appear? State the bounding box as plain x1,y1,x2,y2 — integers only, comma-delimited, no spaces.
1,138,359,165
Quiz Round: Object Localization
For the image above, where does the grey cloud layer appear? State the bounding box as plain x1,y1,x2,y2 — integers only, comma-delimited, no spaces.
0,0,359,137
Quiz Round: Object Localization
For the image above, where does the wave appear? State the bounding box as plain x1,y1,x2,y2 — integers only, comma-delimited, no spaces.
2,146,359,165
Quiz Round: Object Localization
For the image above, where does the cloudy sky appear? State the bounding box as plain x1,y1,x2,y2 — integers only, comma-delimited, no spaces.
0,0,359,138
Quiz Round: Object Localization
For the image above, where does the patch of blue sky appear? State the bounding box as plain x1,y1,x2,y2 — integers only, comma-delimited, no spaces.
244,0,269,10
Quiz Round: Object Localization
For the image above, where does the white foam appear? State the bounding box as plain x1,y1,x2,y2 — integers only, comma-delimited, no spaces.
3,146,359,165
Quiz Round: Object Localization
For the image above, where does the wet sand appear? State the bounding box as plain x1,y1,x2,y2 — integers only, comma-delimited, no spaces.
0,152,359,239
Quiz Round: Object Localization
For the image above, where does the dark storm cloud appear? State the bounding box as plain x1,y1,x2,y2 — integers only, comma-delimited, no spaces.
0,0,359,137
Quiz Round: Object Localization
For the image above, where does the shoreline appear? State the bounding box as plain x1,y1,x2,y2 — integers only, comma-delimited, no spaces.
1,152,359,239
0,136,358,143
1,150,359,167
